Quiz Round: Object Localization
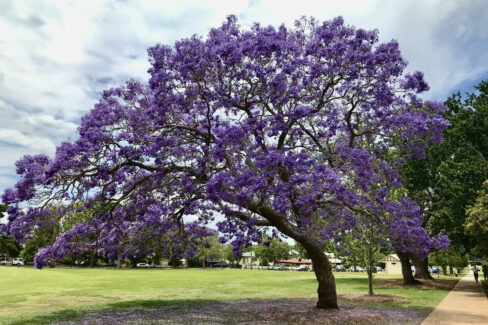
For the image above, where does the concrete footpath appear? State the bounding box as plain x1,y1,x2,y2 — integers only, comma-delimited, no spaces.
421,271,488,324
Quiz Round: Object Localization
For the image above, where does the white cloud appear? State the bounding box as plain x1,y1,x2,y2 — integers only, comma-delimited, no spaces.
0,129,56,153
0,0,487,195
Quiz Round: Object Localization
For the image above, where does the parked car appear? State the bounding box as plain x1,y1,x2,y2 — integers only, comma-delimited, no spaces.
12,258,24,266
0,257,11,266
296,265,309,271
334,265,346,272
275,265,289,271
212,262,228,268
136,263,151,268
374,266,383,272
350,266,364,272
432,267,439,273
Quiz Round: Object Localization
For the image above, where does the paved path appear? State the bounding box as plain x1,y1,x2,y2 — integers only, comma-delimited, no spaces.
421,271,488,325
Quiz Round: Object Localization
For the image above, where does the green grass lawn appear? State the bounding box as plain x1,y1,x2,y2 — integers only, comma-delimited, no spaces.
0,267,458,324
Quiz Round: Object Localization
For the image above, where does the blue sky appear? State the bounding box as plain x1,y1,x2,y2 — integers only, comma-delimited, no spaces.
0,0,487,194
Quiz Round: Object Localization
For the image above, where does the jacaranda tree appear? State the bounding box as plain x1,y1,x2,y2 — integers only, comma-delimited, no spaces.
2,16,449,308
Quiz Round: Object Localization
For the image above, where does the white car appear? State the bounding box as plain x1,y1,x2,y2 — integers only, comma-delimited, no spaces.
136,263,151,268
12,258,24,266
295,265,309,271
0,257,11,266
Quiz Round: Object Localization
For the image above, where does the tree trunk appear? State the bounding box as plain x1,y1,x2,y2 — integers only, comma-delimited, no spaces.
117,252,122,269
397,251,421,285
308,247,339,308
413,256,434,280
367,266,374,296
366,246,374,296
442,265,447,275
449,264,453,275
89,249,96,268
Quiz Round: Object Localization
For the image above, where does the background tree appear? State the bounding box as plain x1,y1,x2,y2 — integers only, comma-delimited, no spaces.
465,180,488,257
254,237,291,266
401,80,488,276
222,244,240,266
1,16,448,309
0,205,21,258
430,250,449,275
194,232,223,267
0,234,21,259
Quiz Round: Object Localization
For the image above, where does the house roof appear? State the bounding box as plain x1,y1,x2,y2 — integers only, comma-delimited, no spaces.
379,254,400,262
276,258,312,265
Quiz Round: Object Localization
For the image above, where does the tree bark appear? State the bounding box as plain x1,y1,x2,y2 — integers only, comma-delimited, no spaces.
117,252,122,269
397,251,421,285
307,244,339,309
449,264,453,275
367,266,374,296
366,247,374,296
89,249,96,268
413,256,434,280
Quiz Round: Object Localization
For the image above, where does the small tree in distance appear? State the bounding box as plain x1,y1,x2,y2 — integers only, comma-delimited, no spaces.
1,16,449,309
254,237,291,266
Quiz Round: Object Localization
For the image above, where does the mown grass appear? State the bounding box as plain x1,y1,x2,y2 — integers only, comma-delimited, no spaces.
0,267,458,324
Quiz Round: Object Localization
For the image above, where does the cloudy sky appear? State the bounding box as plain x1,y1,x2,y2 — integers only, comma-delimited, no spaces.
0,0,487,194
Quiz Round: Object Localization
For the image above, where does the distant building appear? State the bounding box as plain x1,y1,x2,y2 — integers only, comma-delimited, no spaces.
379,254,402,274
240,251,259,269
276,258,312,266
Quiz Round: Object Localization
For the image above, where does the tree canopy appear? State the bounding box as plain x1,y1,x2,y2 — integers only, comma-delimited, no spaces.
465,180,488,257
1,16,449,309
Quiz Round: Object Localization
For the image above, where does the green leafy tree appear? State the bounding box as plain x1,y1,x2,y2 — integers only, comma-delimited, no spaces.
194,233,222,267
430,250,449,275
0,234,22,258
22,211,61,265
465,180,488,257
254,237,291,266
0,205,21,258
222,245,239,266
401,80,488,275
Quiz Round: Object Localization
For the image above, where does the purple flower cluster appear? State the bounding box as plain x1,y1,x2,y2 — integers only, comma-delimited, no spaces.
1,16,449,268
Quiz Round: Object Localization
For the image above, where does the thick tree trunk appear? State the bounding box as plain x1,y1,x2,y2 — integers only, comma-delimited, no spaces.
413,256,434,280
308,246,339,309
117,253,122,269
397,251,421,285
449,264,453,275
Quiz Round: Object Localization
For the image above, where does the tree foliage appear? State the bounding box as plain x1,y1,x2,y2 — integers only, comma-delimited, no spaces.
465,180,488,257
401,80,488,251
254,237,291,265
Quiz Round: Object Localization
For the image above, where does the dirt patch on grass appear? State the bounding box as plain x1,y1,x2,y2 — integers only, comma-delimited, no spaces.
338,292,405,303
378,278,457,290
53,299,427,325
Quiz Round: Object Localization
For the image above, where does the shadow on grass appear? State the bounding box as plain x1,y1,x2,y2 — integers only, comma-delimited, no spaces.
10,298,219,325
